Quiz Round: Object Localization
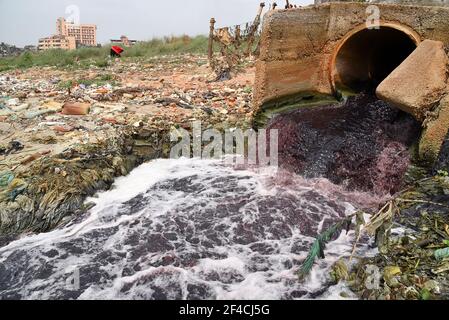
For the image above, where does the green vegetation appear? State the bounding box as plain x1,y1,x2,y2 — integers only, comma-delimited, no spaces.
0,35,209,72
57,73,117,89
437,169,448,177
123,35,209,57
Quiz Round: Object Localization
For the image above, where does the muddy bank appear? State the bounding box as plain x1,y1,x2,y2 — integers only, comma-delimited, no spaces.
0,125,162,237
0,116,254,239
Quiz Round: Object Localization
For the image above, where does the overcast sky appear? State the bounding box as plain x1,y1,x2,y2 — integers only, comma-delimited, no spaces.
0,0,314,47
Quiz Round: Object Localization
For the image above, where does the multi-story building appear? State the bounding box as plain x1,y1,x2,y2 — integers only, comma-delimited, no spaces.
38,18,97,51
38,34,76,51
110,35,137,47
57,18,97,47
23,45,38,52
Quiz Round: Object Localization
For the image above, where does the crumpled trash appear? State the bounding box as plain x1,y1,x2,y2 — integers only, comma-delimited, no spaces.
423,280,440,294
330,259,349,283
154,97,193,109
0,140,24,156
0,177,28,202
9,103,30,112
24,109,55,119
383,266,402,287
53,125,74,133
0,171,28,202
31,134,57,145
0,171,14,187
0,108,13,117
41,101,63,112
62,102,91,115
6,98,20,107
434,247,449,260
214,69,231,82
20,150,51,165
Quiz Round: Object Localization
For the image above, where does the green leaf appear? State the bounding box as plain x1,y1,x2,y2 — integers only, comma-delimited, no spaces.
420,288,431,301
437,170,448,177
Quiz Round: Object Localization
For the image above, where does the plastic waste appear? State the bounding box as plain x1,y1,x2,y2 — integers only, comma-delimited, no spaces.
434,247,449,260
0,171,14,187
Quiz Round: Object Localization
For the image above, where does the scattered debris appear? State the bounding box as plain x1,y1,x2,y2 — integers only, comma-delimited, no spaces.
62,102,91,115
0,140,24,156
297,170,449,299
0,53,255,237
435,247,449,260
20,150,51,165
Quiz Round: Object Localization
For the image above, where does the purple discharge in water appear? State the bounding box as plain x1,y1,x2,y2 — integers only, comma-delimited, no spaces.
0,158,377,300
267,93,421,195
0,93,420,300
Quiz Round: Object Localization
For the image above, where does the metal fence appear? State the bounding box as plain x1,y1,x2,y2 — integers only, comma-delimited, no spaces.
208,3,266,79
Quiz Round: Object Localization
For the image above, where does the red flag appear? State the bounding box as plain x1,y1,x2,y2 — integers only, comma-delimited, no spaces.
111,46,124,55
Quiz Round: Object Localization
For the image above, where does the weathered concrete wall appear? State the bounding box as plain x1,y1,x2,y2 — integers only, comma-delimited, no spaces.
254,2,449,123
372,0,449,6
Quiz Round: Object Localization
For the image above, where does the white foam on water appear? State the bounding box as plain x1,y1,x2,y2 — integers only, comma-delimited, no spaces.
0,157,374,300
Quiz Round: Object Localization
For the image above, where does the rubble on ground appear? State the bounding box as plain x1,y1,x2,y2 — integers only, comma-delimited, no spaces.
0,54,255,235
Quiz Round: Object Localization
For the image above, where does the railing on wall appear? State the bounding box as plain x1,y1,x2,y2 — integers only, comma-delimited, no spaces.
208,2,267,79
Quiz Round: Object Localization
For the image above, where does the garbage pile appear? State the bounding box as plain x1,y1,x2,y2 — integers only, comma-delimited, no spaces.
347,174,449,300
0,53,255,236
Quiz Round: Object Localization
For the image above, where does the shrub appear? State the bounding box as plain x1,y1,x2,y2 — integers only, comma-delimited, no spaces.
0,35,210,72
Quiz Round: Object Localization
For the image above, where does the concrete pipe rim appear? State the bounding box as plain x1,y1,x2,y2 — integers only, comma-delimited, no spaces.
329,22,422,95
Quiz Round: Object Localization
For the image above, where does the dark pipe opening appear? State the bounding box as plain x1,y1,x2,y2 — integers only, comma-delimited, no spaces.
334,27,417,92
